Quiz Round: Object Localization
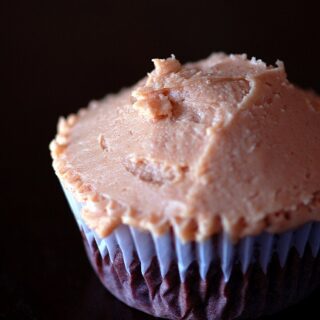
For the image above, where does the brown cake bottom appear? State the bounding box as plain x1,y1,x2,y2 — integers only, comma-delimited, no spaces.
82,232,320,320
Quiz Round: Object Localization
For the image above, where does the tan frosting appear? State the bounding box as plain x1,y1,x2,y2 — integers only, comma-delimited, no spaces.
50,53,320,242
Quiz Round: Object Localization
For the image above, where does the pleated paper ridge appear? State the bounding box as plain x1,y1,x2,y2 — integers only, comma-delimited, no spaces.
64,187,320,282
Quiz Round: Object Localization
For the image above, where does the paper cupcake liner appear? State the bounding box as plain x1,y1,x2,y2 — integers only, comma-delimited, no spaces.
64,187,320,281
63,186,320,319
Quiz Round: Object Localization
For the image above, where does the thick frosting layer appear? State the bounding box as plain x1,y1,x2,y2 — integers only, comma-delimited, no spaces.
50,53,320,241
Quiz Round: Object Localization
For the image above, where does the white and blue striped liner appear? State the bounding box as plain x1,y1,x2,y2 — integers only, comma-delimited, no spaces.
63,187,320,283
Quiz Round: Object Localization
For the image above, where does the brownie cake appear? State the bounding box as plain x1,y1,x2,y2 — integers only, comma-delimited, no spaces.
50,53,320,319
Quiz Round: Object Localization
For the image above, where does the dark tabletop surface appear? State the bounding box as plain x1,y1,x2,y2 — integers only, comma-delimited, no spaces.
2,1,320,319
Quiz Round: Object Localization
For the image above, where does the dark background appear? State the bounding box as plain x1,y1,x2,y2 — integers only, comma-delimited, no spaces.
1,1,320,319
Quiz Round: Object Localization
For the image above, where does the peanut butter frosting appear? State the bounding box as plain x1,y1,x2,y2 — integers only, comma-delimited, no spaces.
50,53,320,241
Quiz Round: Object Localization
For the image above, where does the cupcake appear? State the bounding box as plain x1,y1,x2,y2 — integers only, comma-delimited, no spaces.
50,53,320,319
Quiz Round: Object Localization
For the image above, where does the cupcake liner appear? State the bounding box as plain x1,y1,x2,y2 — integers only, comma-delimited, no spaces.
63,186,320,282
63,186,320,319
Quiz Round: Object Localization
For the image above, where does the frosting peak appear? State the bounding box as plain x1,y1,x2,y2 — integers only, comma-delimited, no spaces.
152,56,182,76
132,56,182,120
51,53,320,241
